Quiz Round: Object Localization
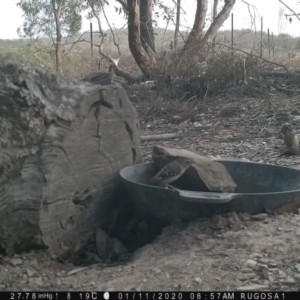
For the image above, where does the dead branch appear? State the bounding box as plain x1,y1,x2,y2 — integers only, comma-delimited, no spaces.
215,42,290,76
101,4,122,56
279,0,300,22
141,133,181,141
241,1,259,31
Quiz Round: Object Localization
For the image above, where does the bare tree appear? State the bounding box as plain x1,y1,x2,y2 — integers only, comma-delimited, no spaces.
174,0,181,51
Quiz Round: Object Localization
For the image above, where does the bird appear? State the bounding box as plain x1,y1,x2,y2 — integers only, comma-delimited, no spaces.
280,122,300,156
150,157,193,190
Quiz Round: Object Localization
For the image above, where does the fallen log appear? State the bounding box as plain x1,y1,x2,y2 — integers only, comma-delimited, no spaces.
0,64,141,256
141,133,180,141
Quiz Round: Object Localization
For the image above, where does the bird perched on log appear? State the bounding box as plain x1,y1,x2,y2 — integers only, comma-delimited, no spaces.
150,157,193,190
280,122,300,156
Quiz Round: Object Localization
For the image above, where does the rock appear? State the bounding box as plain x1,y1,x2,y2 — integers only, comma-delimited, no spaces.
295,263,300,273
295,274,300,279
196,234,206,240
276,270,286,279
29,277,43,287
249,252,263,259
152,268,161,274
268,262,277,268
283,276,295,283
241,267,255,273
10,258,23,266
236,284,269,291
71,283,78,289
252,214,268,221
194,277,202,285
27,268,36,277
244,259,257,268
284,228,295,233
268,275,275,282
0,284,6,289
256,264,268,271
238,273,256,281
258,258,269,264
30,259,39,267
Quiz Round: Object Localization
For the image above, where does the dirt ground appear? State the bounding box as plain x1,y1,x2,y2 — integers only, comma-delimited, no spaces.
1,90,300,292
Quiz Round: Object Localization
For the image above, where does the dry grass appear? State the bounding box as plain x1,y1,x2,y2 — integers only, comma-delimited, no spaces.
0,28,299,100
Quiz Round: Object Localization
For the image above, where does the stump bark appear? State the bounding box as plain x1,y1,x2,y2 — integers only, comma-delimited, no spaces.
0,64,141,256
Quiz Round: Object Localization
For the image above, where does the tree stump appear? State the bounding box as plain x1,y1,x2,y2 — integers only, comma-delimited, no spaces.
0,64,141,256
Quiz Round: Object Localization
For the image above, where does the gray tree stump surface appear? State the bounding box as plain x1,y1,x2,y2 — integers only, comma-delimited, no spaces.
0,64,141,256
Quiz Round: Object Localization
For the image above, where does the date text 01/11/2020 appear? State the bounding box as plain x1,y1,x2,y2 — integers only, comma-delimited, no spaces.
4,292,289,300
115,292,286,300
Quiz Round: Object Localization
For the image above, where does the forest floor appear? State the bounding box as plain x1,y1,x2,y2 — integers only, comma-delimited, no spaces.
1,88,300,292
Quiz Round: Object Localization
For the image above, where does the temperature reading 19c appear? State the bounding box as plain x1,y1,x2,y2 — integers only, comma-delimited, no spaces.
210,293,235,300
78,292,98,300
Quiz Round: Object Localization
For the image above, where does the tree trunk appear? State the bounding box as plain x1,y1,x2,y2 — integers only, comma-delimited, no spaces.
174,0,181,51
211,0,218,52
0,64,141,256
181,0,208,52
180,0,235,54
127,0,152,79
52,0,63,75
204,0,235,43
140,0,155,54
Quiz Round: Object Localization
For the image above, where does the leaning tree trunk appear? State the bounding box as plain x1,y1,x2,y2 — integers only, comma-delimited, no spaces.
0,64,141,256
127,0,153,79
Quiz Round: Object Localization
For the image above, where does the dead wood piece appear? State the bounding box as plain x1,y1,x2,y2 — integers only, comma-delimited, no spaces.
141,133,180,141
152,146,237,193
0,63,141,256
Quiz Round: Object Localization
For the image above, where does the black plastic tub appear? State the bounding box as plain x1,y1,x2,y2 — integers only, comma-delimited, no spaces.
120,159,300,223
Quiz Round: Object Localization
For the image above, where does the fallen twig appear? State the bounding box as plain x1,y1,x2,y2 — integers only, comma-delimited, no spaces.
141,133,181,141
